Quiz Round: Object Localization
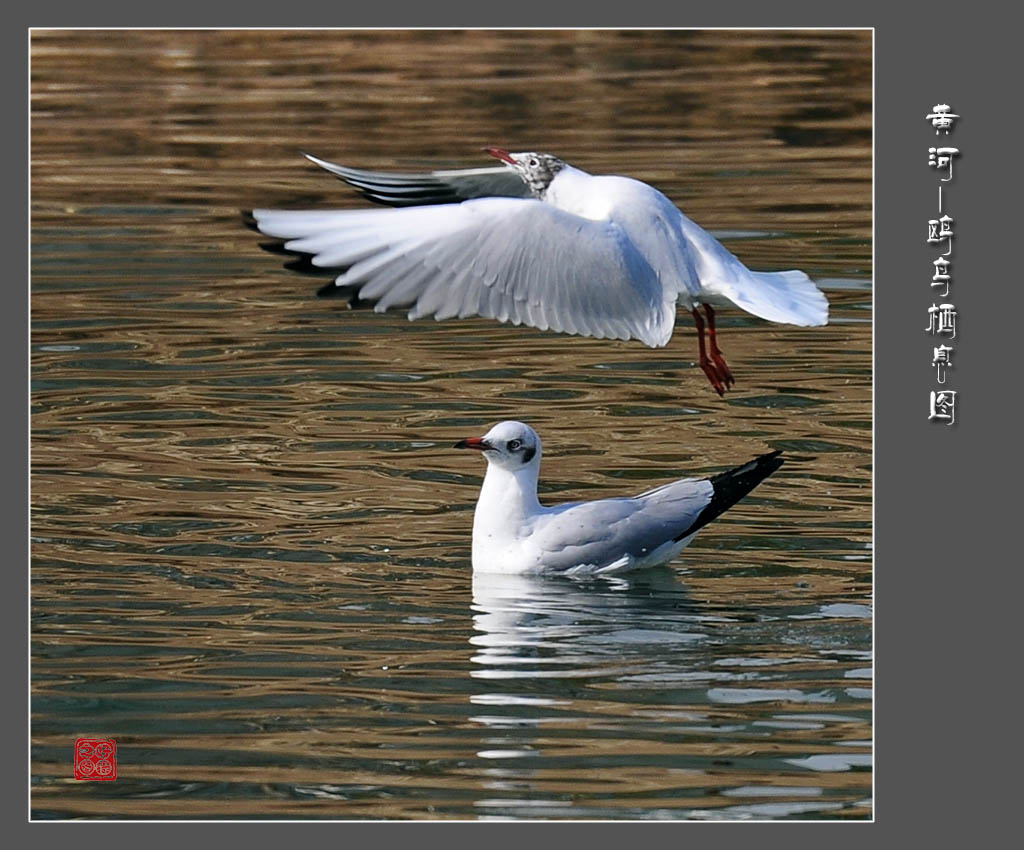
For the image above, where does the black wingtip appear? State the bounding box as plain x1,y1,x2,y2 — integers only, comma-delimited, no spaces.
256,241,330,278
315,282,371,309
257,240,292,256
675,450,784,541
240,209,260,232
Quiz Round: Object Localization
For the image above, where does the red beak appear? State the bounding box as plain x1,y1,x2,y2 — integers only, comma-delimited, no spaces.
483,147,516,165
454,436,491,451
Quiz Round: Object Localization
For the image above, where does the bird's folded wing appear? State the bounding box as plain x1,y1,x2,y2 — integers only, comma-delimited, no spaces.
304,153,532,206
251,197,678,347
527,481,714,574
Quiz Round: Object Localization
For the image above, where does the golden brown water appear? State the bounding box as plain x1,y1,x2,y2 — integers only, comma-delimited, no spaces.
31,29,871,820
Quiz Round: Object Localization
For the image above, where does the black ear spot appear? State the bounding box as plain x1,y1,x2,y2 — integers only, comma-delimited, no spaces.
522,445,536,464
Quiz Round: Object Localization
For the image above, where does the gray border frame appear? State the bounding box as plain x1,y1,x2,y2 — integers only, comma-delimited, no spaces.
13,1,1019,845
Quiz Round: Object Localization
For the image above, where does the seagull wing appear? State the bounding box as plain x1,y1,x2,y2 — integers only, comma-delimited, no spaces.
520,450,784,575
525,480,715,575
251,197,678,346
304,153,531,207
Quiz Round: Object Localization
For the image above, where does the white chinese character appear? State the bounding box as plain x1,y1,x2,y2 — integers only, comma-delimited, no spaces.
928,390,957,425
932,257,951,297
925,303,957,338
926,104,960,134
927,214,954,255
928,147,960,182
932,344,953,383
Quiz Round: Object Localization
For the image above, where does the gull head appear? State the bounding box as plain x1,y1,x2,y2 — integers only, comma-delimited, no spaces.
483,148,566,198
454,420,542,472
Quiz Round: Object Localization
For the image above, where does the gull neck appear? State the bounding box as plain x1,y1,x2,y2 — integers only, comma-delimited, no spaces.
477,460,543,525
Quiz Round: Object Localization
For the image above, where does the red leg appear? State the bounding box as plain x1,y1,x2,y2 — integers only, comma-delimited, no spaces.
703,304,734,389
691,308,725,396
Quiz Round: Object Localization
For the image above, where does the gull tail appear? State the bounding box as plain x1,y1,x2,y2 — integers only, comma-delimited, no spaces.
726,270,829,327
675,450,784,540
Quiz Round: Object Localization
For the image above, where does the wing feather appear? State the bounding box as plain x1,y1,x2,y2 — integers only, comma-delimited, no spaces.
251,197,677,347
526,480,715,573
304,153,532,206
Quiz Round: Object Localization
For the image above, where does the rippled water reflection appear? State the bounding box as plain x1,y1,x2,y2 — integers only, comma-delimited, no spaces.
31,29,871,820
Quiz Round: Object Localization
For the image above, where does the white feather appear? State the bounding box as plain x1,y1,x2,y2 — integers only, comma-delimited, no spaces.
458,421,782,575
251,156,829,379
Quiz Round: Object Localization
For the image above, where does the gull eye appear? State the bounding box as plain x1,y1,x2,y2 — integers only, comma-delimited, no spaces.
528,158,539,167
507,439,522,451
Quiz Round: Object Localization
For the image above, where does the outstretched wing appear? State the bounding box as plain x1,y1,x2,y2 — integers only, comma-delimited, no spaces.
304,153,531,207
250,197,677,347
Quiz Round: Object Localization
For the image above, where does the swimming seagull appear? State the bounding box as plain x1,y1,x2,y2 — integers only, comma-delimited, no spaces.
248,149,828,395
454,420,784,575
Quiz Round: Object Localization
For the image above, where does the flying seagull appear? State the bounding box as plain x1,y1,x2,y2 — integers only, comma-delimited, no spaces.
248,149,828,395
454,420,783,575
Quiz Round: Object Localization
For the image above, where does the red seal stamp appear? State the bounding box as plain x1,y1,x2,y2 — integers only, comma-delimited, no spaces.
74,738,117,781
